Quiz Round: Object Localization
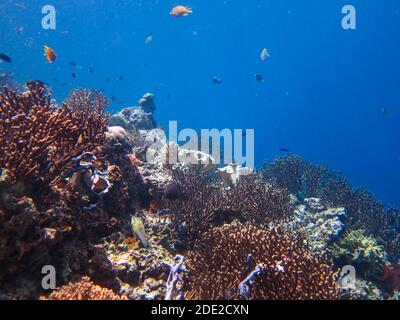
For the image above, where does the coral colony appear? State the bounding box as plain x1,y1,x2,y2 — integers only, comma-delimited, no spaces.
0,81,400,301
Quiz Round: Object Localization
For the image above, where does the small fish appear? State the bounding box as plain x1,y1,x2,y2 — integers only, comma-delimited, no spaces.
69,61,77,66
14,26,24,33
131,216,149,248
15,3,27,9
145,35,153,45
71,73,76,79
43,46,56,63
170,5,193,17
88,67,93,73
280,148,291,153
118,76,124,81
255,74,264,82
0,53,12,63
211,76,223,85
381,107,389,115
105,77,110,82
260,48,270,61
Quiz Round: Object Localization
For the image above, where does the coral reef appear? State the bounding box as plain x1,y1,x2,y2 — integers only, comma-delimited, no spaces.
186,222,339,300
43,276,128,300
1,85,399,302
263,155,400,263
0,82,108,184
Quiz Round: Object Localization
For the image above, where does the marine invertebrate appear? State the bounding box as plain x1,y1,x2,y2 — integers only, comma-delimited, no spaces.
168,166,227,243
186,222,339,300
0,81,108,184
165,255,188,300
63,88,109,115
43,276,128,300
332,229,389,281
226,172,291,224
262,155,308,195
168,167,291,244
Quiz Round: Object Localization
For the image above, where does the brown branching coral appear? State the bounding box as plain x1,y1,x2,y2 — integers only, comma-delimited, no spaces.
262,155,351,205
168,166,226,243
168,167,292,245
186,222,339,300
63,88,109,115
227,172,291,225
0,82,108,184
262,155,308,195
43,276,128,300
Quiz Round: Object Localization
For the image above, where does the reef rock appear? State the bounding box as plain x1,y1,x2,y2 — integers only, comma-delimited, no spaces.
109,93,156,131
288,198,346,252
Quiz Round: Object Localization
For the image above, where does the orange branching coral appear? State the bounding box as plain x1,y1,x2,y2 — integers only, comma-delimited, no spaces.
44,276,128,300
186,222,339,300
0,81,108,183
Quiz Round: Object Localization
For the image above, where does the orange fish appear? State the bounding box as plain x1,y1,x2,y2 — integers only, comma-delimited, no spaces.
44,46,56,63
170,5,192,17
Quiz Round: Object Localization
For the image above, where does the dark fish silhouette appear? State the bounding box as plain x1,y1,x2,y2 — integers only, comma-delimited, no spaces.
255,74,263,82
280,148,291,153
69,61,77,66
106,77,110,82
381,107,389,115
212,76,223,84
88,67,93,73
71,73,76,79
0,53,12,63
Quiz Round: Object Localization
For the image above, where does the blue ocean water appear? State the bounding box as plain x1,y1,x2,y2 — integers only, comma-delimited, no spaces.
0,0,399,207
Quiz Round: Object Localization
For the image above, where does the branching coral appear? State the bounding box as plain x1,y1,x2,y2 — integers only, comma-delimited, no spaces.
63,88,109,115
168,166,226,244
227,172,291,224
168,167,291,245
263,155,400,262
43,276,128,300
0,82,108,184
186,222,339,300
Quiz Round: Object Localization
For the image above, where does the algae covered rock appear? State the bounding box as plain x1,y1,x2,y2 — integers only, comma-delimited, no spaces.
332,229,389,280
288,198,346,252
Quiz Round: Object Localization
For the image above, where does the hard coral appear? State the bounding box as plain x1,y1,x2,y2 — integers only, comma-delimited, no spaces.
0,81,108,184
63,88,109,115
168,167,291,244
44,276,127,300
186,222,339,300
